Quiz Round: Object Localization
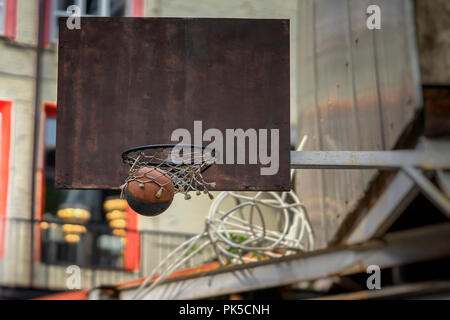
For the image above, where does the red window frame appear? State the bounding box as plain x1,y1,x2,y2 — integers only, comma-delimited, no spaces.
0,100,12,259
125,206,140,271
33,102,57,261
42,0,52,47
35,102,57,222
36,102,140,270
131,0,145,17
2,0,17,39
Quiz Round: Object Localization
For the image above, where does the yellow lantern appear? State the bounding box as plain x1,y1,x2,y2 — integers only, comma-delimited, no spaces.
57,207,90,223
64,234,80,243
109,219,127,229
106,209,127,221
103,198,127,212
41,222,59,230
112,229,127,237
62,224,87,234
40,222,49,230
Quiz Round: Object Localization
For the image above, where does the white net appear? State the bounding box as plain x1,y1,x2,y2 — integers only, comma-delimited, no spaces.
121,145,217,200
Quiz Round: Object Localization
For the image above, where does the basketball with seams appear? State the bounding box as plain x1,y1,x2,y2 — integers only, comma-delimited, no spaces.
124,167,175,216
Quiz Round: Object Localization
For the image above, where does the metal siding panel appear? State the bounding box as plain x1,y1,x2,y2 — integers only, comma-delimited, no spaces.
314,0,364,239
373,0,422,149
296,0,422,245
296,0,327,248
348,0,384,187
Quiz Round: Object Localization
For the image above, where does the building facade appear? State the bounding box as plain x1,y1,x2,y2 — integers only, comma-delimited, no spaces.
1,0,293,298
0,0,203,298
1,0,447,299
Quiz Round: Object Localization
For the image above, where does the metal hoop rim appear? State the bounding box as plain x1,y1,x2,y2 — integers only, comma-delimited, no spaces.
121,144,217,170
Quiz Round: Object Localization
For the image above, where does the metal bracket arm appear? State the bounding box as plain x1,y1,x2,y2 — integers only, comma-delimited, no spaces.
290,150,450,170
290,150,450,216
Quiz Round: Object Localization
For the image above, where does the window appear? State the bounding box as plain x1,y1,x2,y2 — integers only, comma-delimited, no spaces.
0,0,5,34
37,103,140,270
50,0,139,42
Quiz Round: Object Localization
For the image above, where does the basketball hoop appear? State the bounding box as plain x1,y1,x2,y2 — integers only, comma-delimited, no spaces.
120,144,217,215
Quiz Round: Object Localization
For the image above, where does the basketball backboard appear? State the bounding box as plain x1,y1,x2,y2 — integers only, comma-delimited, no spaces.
56,18,290,191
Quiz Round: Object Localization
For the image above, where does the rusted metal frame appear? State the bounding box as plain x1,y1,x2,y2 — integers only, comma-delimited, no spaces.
303,139,449,245
436,170,450,198
344,171,419,245
290,150,450,170
402,166,450,217
116,223,450,300
311,280,450,300
291,149,450,217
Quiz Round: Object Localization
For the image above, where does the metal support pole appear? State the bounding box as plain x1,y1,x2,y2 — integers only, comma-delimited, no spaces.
290,150,450,170
290,149,450,216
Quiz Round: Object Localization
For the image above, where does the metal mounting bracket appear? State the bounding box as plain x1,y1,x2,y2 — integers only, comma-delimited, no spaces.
290,139,450,217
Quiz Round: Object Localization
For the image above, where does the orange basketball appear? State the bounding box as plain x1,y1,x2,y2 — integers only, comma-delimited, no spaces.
125,167,175,216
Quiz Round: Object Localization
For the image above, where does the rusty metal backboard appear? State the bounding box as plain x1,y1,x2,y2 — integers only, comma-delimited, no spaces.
56,18,290,191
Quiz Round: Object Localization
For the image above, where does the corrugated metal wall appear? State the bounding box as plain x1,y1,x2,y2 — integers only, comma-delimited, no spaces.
295,0,422,248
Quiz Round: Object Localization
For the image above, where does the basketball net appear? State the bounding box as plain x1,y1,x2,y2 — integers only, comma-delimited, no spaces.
121,146,217,201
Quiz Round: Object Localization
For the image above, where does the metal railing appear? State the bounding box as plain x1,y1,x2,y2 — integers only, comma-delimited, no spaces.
0,218,215,290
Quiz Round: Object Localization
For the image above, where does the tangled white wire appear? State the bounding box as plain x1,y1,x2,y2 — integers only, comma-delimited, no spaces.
207,190,314,263
131,137,314,300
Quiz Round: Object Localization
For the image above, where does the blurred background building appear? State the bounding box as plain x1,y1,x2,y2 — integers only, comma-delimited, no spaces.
0,0,449,299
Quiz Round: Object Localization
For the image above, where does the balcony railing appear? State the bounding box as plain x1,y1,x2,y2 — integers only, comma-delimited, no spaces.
0,217,215,290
